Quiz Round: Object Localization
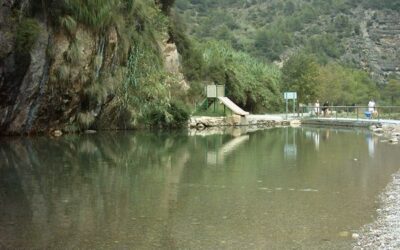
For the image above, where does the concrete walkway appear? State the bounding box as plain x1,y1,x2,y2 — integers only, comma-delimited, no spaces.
254,112,400,126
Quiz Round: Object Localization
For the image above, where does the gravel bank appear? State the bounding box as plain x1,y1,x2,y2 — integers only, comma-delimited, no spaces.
354,170,400,249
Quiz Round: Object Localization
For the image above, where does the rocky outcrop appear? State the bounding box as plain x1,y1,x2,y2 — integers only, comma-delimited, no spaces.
370,124,400,144
342,8,400,84
161,39,189,91
0,2,187,135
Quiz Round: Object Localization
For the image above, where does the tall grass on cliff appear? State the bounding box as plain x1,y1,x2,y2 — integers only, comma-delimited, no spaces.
64,0,119,31
15,18,41,55
57,0,189,128
121,39,188,128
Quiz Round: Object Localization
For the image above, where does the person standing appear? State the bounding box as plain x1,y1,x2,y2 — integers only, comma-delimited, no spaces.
368,99,376,118
314,100,320,116
322,101,329,117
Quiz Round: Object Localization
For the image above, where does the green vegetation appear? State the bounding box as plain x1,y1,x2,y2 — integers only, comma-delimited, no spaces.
169,13,205,81
381,79,400,106
174,0,361,62
45,0,191,129
64,0,119,31
282,53,319,105
15,18,41,55
173,0,400,71
173,0,399,111
201,41,282,113
316,63,379,105
362,0,400,10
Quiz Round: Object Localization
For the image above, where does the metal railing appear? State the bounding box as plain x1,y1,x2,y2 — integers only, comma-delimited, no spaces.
298,106,400,121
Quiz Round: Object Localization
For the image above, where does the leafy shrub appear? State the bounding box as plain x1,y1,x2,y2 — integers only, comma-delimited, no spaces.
148,101,190,128
201,41,282,113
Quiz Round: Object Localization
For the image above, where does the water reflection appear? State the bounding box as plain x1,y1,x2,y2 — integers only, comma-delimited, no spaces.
0,128,399,249
284,127,297,160
206,135,249,165
366,134,378,158
0,132,191,249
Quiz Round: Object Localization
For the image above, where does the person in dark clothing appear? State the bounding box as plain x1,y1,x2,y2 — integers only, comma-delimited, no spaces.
322,101,329,117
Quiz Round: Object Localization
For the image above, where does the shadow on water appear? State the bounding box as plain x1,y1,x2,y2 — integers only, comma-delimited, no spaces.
0,127,399,249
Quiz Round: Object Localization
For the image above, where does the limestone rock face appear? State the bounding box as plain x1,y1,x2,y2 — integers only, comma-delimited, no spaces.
6,22,49,134
0,10,105,135
161,39,189,92
0,3,187,135
341,9,400,84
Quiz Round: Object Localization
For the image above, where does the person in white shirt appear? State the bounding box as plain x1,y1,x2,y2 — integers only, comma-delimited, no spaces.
314,100,320,116
368,99,377,118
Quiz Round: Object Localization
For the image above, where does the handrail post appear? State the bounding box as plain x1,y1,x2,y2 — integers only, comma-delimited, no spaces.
377,106,380,121
356,107,359,120
335,106,337,120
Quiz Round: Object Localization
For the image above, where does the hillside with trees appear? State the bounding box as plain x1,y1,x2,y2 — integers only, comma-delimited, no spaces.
174,0,400,85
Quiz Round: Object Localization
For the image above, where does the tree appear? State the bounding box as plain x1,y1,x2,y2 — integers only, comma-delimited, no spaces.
254,28,292,61
281,52,319,104
383,79,400,105
316,63,379,105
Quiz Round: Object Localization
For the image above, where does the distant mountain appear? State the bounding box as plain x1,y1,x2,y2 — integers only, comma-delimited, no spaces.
174,0,400,84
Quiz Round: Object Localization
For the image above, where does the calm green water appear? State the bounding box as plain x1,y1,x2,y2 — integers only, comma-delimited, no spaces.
0,127,399,249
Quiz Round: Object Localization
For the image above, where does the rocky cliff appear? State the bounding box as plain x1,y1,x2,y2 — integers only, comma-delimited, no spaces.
342,8,400,84
0,0,187,135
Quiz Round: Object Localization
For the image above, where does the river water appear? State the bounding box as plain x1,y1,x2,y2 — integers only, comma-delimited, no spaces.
0,127,399,249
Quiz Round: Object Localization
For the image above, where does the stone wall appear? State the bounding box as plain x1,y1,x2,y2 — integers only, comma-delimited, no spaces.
189,115,290,128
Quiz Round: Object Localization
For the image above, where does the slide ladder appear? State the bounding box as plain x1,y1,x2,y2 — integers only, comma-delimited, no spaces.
218,97,249,116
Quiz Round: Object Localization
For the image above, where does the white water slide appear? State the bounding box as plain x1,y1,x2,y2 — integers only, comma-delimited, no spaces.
218,97,249,116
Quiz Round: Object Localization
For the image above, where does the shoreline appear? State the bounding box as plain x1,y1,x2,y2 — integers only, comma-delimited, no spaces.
355,170,400,249
353,124,400,249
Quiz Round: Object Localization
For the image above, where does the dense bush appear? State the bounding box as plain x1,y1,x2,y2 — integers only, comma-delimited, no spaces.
201,41,282,113
282,52,319,104
316,63,380,105
169,12,205,81
254,28,292,61
148,101,190,128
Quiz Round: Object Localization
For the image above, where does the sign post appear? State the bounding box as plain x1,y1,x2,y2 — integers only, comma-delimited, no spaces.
284,92,297,119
